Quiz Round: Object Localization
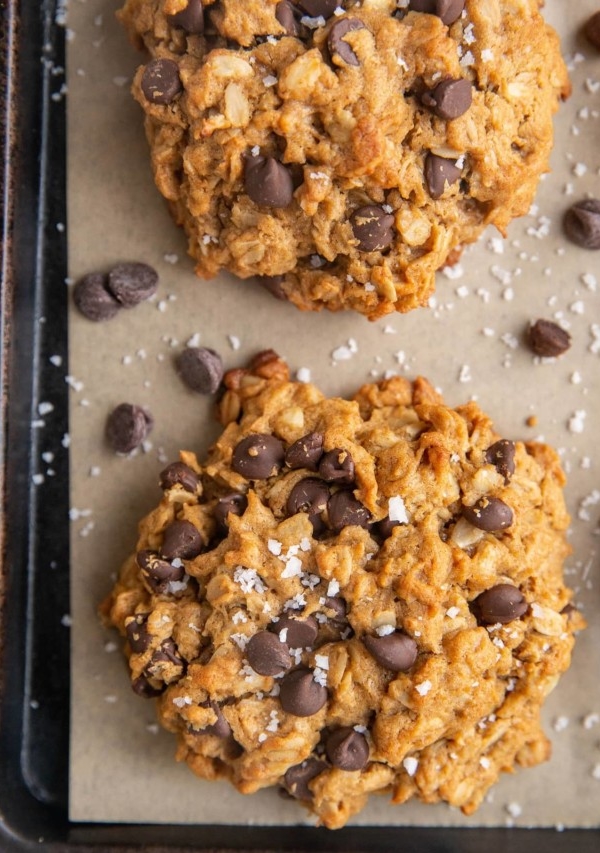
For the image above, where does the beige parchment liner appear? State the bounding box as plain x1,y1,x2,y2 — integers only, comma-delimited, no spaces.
66,0,600,828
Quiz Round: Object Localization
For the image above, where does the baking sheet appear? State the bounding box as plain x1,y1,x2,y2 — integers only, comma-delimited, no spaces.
67,0,600,828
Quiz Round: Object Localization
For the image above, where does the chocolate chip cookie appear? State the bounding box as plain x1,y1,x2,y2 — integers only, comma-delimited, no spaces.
101,351,584,828
117,0,568,319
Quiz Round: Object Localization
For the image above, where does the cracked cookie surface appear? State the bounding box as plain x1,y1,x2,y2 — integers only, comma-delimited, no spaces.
101,352,583,828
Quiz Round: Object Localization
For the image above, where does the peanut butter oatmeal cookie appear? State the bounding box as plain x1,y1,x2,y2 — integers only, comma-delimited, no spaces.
101,351,584,828
117,0,568,319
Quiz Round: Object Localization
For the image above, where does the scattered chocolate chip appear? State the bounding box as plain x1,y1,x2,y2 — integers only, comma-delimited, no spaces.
176,346,224,394
107,262,158,307
285,432,324,471
287,478,330,517
214,493,248,530
256,274,288,300
318,448,355,484
137,549,185,593
422,77,472,120
73,272,121,321
167,0,204,33
372,516,400,541
409,0,465,25
160,519,204,560
563,198,600,249
299,0,340,19
245,154,294,208
485,440,516,483
327,490,371,533
125,613,152,653
141,58,183,105
462,497,513,532
232,434,286,479
584,12,600,50
246,631,292,676
159,461,201,493
198,700,231,738
424,153,462,199
131,674,164,698
279,667,328,716
350,205,395,252
275,0,299,36
283,757,327,799
105,403,153,453
270,614,319,648
362,631,418,672
472,584,528,625
527,319,572,357
326,727,369,771
328,18,365,67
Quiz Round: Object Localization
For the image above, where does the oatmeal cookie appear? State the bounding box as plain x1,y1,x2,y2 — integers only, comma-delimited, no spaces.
117,0,568,319
101,351,584,828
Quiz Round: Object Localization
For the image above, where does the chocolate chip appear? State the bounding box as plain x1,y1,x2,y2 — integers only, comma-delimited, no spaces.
279,667,328,716
105,403,153,453
73,273,121,321
125,613,152,653
287,478,330,517
350,205,395,252
584,12,600,50
176,346,224,394
485,440,516,483
107,262,158,307
422,77,472,120
563,198,600,249
527,319,572,357
424,153,462,199
141,58,183,105
325,727,369,771
327,490,371,533
245,154,294,208
462,497,513,532
147,639,184,674
285,432,324,471
246,631,291,676
131,674,164,698
256,274,288,300
270,614,318,648
214,493,248,530
472,584,528,625
232,433,286,479
362,631,418,672
328,18,365,67
283,757,327,799
198,700,231,737
159,461,201,493
409,0,465,25
160,519,204,560
299,0,340,19
137,549,184,593
318,448,355,484
372,516,400,541
167,0,204,33
324,596,347,624
276,1,299,36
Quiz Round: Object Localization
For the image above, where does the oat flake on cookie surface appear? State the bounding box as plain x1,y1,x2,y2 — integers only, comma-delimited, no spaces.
117,0,569,319
101,351,584,829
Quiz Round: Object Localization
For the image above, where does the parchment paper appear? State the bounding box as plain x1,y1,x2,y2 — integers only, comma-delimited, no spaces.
66,0,600,828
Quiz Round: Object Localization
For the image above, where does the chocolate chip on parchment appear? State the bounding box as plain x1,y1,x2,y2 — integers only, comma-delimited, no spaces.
584,12,600,50
232,433,286,479
159,461,201,493
279,667,328,716
462,496,513,532
198,700,231,738
141,58,183,105
327,490,371,533
287,478,330,517
283,757,327,800
350,205,395,252
563,198,600,249
299,0,341,19
256,274,288,300
167,0,204,33
422,77,472,120
472,584,528,625
137,549,185,593
326,727,369,771
246,631,292,676
362,632,418,672
105,403,153,453
160,519,204,560
73,272,121,321
485,439,516,483
424,153,462,199
409,0,465,25
131,674,164,698
319,448,355,484
285,432,324,471
270,614,319,649
125,612,152,653
328,18,366,67
176,346,224,394
275,1,300,36
107,262,158,307
527,319,571,357
214,493,248,530
245,155,294,208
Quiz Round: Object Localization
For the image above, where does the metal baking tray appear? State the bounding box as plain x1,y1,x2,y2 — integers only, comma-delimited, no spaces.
0,2,598,850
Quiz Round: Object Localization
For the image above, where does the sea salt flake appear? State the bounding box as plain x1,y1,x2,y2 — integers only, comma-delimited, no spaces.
403,756,419,776
281,555,303,578
480,757,491,769
388,495,409,524
446,606,460,619
327,579,340,597
583,713,599,730
234,566,267,594
314,654,329,670
375,624,395,637
268,539,283,556
553,716,569,732
568,410,586,434
415,680,432,696
506,802,522,818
